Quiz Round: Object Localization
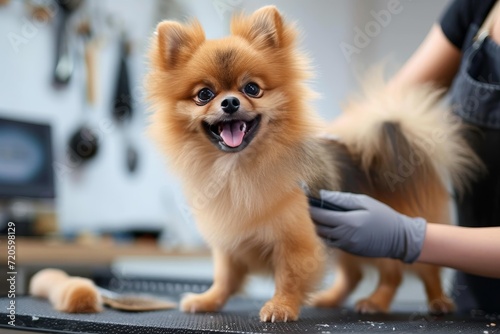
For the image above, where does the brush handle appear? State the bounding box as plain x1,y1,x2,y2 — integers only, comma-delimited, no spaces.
53,10,72,86
85,41,98,105
308,196,346,212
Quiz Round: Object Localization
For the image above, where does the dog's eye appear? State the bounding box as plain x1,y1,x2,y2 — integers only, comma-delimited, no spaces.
197,88,215,104
243,83,261,97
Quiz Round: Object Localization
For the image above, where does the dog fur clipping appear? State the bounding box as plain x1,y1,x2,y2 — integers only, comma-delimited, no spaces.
147,6,481,322
29,269,103,313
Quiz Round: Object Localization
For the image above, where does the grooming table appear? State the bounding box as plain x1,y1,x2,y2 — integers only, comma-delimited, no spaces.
1,296,498,334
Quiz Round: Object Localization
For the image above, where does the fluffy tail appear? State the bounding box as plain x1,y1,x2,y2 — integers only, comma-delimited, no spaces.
329,76,483,197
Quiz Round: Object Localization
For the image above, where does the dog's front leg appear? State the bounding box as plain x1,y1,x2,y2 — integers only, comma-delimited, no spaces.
260,217,325,322
180,248,247,313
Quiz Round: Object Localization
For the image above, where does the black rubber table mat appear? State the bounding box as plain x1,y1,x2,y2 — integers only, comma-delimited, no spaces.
1,297,499,334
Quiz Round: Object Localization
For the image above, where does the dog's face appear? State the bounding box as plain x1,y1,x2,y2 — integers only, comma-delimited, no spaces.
177,40,269,153
148,6,313,155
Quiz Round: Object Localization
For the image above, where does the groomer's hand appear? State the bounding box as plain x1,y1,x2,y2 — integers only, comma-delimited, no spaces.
309,190,426,263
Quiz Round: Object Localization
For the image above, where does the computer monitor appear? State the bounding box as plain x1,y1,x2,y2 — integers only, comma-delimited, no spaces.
0,117,55,199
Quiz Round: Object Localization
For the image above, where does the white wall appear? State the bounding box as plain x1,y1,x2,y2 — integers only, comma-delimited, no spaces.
350,0,450,74
0,0,450,246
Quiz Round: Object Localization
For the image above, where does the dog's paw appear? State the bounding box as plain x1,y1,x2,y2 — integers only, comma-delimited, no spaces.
180,292,223,313
355,298,388,314
259,300,299,323
428,296,455,315
308,291,343,308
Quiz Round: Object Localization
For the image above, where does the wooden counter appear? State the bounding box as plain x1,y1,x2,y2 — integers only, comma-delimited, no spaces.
0,237,210,266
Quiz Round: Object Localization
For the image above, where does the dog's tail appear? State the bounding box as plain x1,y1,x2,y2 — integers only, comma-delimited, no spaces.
329,75,483,199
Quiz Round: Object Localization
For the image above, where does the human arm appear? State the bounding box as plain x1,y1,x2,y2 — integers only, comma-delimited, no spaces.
310,190,500,278
419,223,500,278
388,24,462,90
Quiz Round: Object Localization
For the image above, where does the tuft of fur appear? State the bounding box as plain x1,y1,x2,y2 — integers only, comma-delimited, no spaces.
329,73,483,197
30,269,102,313
50,278,103,313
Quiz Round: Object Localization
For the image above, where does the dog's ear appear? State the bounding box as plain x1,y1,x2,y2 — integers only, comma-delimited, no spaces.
231,6,285,49
153,20,205,71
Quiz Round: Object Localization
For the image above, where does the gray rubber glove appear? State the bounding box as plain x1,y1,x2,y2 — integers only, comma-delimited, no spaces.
309,190,427,263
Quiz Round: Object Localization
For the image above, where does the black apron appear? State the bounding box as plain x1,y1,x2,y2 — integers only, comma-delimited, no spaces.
448,23,500,314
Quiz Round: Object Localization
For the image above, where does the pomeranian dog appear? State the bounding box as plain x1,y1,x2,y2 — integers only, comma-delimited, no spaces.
147,6,480,322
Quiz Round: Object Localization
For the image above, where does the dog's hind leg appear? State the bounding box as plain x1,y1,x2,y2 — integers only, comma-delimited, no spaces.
413,263,455,314
355,259,403,314
310,252,363,308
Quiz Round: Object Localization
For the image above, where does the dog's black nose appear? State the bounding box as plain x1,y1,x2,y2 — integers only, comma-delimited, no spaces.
221,97,240,114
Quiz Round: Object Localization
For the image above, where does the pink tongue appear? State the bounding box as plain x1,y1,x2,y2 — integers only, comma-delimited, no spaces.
220,121,246,148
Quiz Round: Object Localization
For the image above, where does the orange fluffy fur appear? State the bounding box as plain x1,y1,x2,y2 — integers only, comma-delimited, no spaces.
29,269,102,313
147,6,481,321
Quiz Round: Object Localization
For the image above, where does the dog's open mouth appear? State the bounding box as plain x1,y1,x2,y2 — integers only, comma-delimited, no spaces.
202,115,261,152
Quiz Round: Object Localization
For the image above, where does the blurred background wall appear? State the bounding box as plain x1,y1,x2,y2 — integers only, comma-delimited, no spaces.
0,0,450,248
